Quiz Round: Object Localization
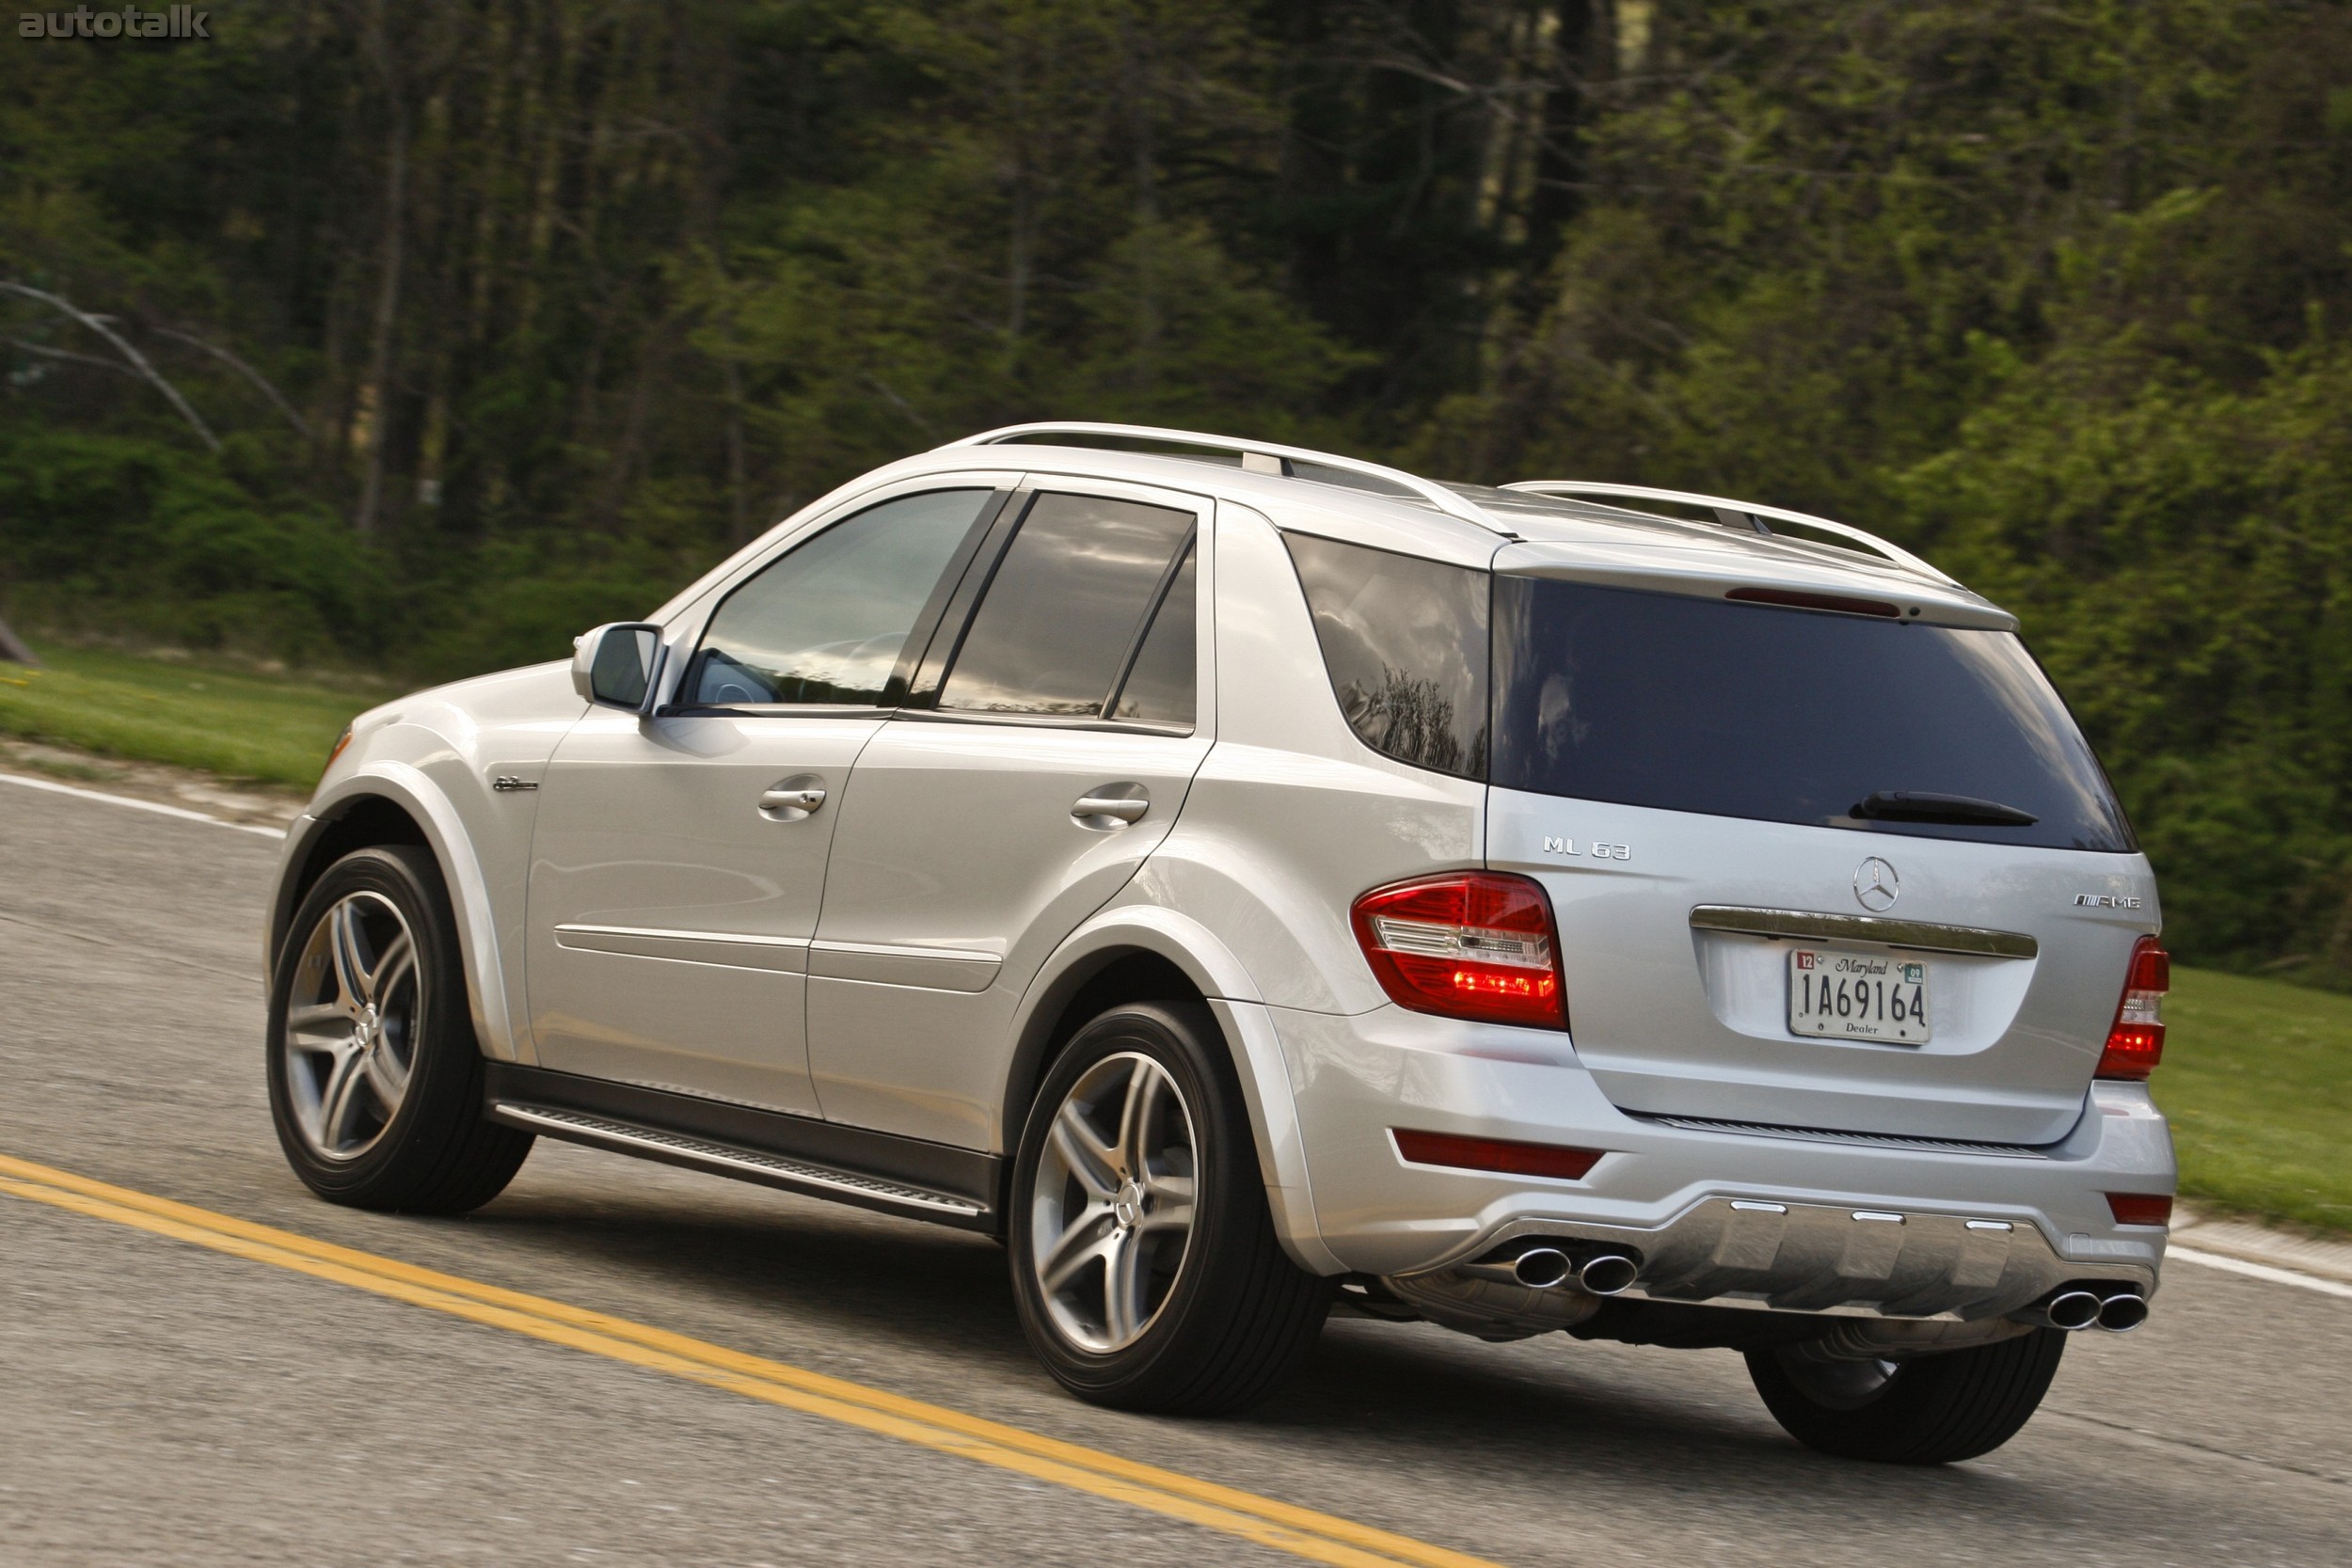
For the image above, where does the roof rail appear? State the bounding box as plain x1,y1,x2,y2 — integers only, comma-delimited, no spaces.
1502,481,1956,585
949,421,1502,531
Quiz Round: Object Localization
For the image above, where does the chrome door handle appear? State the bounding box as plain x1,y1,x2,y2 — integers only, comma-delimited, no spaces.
1072,795,1148,826
757,780,826,820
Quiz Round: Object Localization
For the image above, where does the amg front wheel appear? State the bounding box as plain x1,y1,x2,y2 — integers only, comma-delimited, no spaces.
265,845,532,1213
1009,1003,1330,1415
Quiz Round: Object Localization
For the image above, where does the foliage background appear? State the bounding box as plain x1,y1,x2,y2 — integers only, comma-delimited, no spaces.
3,0,2348,985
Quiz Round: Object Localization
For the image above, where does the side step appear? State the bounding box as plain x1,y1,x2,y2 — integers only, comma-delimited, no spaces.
487,1100,990,1226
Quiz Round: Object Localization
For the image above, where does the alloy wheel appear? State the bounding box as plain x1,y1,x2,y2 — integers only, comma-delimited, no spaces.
1028,1051,1200,1354
279,891,421,1161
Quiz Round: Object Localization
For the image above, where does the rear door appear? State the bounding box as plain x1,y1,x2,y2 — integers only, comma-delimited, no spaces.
806,481,1212,1148
1483,567,2156,1147
525,483,1009,1115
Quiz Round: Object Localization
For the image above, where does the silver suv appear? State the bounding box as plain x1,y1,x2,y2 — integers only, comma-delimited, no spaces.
264,422,2174,1463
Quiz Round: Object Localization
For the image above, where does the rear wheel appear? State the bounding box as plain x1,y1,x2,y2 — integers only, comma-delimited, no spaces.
1744,1328,2068,1464
266,846,532,1213
1009,1002,1330,1415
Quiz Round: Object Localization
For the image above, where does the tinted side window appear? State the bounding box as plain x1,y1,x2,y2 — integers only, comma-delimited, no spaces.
1110,544,1196,727
939,492,1194,716
1283,532,1489,777
690,489,991,706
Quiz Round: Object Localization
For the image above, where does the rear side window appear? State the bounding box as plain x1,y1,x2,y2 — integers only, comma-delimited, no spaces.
939,492,1194,717
1489,578,2135,851
1284,532,1488,778
690,489,992,706
1109,544,1197,726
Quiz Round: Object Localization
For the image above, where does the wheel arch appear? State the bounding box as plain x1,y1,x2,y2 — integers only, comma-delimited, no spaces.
269,765,516,1062
1005,907,1342,1274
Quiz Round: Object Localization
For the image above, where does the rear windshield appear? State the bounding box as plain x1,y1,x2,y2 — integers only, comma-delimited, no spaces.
1489,578,2134,851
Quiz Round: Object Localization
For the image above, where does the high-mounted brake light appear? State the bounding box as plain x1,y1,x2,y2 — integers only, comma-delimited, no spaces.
2095,936,2169,1081
1351,871,1567,1029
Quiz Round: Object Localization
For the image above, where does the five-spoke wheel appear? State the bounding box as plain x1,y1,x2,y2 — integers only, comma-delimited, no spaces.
1009,1002,1330,1415
265,845,532,1212
281,891,420,1161
1029,1052,1200,1354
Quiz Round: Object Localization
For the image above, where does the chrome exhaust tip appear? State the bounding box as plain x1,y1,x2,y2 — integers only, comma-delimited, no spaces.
2095,1292,2149,1333
1510,1247,1575,1289
1576,1253,1640,1297
2042,1290,2104,1331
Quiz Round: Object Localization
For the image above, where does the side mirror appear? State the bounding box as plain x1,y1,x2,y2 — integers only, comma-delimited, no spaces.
572,623,663,711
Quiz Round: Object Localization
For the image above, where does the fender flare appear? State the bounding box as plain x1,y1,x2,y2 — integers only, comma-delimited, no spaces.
1011,904,1344,1275
281,763,517,1063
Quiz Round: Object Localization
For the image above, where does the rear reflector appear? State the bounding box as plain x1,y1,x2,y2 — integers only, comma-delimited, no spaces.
2096,936,2170,1081
2106,1192,2174,1227
1351,871,1567,1028
1392,1129,1603,1180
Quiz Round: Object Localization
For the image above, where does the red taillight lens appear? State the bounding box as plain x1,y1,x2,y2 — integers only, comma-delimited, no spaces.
1393,1129,1602,1180
2106,1192,2174,1227
1351,871,1567,1029
2096,936,2170,1081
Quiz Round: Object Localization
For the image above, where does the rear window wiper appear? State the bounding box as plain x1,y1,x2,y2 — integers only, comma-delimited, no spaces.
1852,790,2039,827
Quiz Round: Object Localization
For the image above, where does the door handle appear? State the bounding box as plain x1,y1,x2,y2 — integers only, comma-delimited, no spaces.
757,778,827,821
1072,794,1148,827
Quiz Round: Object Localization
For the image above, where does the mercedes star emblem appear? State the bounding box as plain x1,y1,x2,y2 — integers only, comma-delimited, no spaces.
1854,857,1900,911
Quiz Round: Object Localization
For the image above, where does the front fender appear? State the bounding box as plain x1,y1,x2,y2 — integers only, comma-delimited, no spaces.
1015,906,1343,1275
285,763,521,1063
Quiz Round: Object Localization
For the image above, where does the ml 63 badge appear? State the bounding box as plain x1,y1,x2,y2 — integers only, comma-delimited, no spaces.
1789,949,1931,1045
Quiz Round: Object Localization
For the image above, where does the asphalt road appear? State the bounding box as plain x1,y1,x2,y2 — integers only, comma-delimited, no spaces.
3,779,2347,1568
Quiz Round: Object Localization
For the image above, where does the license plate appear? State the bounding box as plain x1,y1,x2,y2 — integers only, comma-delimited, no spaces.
1788,949,1931,1044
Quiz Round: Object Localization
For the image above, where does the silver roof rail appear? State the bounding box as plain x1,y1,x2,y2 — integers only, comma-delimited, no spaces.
1502,481,1957,586
949,421,1502,531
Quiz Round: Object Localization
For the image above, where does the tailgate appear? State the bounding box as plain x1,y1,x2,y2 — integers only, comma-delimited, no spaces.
1489,788,2159,1147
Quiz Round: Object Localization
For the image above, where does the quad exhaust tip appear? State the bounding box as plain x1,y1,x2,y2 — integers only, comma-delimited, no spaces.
2043,1290,2104,1331
2096,1292,2149,1333
1576,1253,1641,1296
1501,1246,1640,1295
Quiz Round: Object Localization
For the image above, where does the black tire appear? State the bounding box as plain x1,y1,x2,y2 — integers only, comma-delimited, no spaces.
1009,1002,1331,1415
1744,1328,2068,1464
265,845,532,1213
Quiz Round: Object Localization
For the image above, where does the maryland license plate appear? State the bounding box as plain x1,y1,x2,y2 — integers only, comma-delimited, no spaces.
1788,949,1931,1044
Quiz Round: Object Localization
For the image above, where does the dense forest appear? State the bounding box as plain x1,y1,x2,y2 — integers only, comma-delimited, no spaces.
2,0,2348,985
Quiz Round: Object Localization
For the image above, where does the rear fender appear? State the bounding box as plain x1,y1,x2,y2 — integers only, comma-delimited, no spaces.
1013,907,1343,1275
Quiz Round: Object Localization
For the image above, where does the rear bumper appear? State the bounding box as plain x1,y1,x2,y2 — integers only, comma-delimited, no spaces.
1272,1003,2172,1314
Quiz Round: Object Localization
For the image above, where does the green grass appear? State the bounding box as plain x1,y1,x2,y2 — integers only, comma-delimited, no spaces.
0,641,384,787
2162,966,2352,1235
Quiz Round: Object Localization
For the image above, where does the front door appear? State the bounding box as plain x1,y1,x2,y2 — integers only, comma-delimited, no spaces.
807,482,1213,1148
526,484,1008,1115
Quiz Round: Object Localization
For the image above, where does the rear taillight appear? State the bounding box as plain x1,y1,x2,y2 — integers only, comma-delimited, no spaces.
1350,871,1566,1029
2095,936,2170,1081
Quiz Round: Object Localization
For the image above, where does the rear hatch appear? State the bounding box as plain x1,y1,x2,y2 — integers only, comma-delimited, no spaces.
1484,549,2157,1148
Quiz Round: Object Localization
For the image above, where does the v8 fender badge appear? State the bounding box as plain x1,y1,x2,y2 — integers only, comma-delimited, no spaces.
2073,893,2143,909
1543,835,1631,862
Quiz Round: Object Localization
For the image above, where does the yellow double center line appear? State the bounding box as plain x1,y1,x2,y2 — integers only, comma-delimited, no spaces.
0,1152,1504,1568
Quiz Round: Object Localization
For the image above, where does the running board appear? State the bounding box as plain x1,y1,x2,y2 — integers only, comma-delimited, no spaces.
482,1069,998,1230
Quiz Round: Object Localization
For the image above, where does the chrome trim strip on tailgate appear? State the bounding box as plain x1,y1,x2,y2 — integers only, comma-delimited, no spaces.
1689,904,2038,959
1636,1112,2051,1161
